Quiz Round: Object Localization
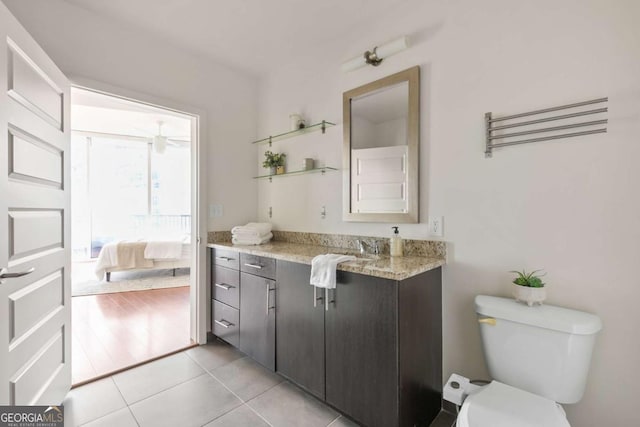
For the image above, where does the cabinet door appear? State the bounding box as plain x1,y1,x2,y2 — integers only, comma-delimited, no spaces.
239,272,276,370
325,271,399,427
275,261,325,399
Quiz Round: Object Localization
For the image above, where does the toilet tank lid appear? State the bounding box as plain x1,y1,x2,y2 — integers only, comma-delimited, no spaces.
475,296,602,335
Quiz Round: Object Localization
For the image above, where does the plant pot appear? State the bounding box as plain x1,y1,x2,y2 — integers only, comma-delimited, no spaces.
276,165,285,175
512,283,546,307
269,166,277,175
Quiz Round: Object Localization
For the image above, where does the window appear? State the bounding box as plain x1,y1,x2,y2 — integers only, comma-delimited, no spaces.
71,134,191,260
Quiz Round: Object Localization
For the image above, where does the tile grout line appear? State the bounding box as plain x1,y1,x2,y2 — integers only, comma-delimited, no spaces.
326,414,343,426
205,372,274,426
122,370,212,407
125,406,141,427
188,354,277,427
75,378,132,427
108,376,141,426
108,351,206,404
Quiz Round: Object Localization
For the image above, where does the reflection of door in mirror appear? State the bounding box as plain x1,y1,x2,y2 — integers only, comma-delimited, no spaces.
351,82,409,214
343,66,419,223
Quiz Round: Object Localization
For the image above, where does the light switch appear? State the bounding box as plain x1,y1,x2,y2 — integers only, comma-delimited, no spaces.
209,204,223,218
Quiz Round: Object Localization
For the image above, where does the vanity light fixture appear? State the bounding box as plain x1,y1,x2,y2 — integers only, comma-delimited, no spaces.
341,36,409,72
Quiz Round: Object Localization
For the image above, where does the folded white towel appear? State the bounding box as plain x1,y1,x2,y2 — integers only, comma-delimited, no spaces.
310,254,356,289
231,222,273,238
232,230,271,240
232,232,273,246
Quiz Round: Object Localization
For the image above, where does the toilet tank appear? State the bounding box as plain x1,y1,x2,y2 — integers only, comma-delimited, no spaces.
475,295,602,404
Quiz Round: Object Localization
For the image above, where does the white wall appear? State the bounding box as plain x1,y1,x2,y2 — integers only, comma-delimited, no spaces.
257,0,640,425
2,0,259,232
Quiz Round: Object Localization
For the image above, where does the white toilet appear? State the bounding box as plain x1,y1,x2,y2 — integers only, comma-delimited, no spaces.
445,295,602,427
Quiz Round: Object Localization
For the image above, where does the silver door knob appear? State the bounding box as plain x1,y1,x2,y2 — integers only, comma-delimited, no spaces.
0,267,35,279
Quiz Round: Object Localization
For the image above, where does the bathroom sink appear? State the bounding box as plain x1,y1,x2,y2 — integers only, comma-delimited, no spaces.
330,251,378,262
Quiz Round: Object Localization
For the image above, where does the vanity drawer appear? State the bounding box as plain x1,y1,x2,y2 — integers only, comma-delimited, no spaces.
240,253,276,279
212,300,239,347
213,248,240,270
212,265,240,309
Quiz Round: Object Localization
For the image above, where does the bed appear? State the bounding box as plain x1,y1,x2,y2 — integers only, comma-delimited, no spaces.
94,240,191,281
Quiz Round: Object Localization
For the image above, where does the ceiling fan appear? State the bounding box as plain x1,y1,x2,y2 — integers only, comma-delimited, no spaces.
149,121,190,154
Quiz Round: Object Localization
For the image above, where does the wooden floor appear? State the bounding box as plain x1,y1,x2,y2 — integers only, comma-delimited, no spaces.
72,286,193,385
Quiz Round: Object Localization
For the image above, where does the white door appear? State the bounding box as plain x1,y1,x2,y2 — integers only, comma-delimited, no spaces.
0,3,71,405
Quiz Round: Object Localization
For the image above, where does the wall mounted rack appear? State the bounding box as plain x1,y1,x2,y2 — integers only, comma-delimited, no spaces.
485,97,608,157
254,166,338,182
252,120,335,146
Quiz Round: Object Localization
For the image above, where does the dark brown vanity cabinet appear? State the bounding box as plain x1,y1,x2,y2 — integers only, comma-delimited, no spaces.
325,272,399,427
275,261,326,399
276,259,443,427
239,253,276,370
211,249,443,427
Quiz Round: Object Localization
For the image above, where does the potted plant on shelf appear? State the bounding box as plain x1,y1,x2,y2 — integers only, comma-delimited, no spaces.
510,269,546,306
263,150,287,175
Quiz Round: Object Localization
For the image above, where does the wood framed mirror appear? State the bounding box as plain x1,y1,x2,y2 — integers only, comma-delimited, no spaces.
342,66,420,223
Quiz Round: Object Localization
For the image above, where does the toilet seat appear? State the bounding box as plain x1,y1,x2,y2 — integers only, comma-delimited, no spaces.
456,381,570,427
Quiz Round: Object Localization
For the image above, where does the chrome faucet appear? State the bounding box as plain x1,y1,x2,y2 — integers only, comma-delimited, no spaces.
356,239,382,256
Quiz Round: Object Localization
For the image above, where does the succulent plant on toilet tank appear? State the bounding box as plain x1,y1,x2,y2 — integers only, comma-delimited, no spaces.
510,269,546,306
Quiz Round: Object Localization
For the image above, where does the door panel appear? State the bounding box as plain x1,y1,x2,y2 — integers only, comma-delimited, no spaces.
275,261,325,399
9,126,63,187
9,270,63,341
7,39,63,130
11,330,64,404
325,271,398,427
0,1,70,405
239,272,275,370
9,210,63,260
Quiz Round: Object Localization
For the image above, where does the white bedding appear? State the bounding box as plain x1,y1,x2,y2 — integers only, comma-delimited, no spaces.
144,241,183,259
95,240,191,280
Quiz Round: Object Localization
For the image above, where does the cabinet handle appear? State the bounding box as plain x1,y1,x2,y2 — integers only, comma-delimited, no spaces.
216,256,235,261
244,263,263,269
325,288,335,311
313,286,324,308
215,319,234,328
266,283,275,315
215,283,234,290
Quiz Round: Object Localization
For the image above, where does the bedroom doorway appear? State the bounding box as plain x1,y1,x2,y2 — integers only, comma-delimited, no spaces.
69,88,197,384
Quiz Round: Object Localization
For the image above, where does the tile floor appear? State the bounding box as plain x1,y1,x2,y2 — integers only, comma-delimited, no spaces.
64,340,360,427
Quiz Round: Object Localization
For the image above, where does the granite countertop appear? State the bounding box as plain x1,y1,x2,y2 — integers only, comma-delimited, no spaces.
207,241,445,281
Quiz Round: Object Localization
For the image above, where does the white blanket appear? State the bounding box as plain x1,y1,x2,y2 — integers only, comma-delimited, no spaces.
231,222,273,239
144,241,183,259
310,254,356,289
94,242,119,279
232,232,273,246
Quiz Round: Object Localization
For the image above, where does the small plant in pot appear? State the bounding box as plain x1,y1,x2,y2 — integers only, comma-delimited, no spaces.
510,269,546,307
263,150,286,175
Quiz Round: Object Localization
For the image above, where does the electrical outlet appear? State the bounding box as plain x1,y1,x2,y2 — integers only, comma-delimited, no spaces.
428,216,444,237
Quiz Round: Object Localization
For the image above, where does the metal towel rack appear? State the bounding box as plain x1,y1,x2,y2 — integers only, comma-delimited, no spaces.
485,97,608,157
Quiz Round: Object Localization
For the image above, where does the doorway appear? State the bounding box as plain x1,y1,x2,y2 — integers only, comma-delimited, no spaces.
69,88,199,384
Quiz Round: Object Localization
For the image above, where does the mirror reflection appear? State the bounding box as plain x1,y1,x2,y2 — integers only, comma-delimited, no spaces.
343,66,419,223
350,81,409,214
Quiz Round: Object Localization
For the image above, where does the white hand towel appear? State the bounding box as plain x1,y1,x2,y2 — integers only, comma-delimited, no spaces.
231,232,273,246
231,222,273,238
310,254,356,289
